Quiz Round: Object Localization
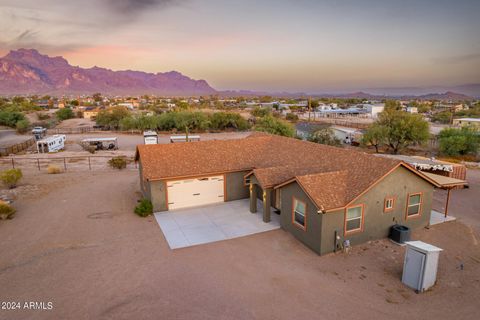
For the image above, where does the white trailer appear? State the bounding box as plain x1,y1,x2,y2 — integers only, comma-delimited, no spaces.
170,135,201,143
143,131,158,145
37,135,66,153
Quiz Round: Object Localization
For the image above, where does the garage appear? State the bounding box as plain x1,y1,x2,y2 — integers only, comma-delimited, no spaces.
166,175,225,210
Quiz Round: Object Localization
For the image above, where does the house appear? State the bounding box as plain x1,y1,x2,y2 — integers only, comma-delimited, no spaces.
135,134,463,255
83,108,100,120
363,103,385,118
452,118,480,128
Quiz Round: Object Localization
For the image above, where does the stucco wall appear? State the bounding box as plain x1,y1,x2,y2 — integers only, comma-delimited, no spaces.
149,180,168,212
225,171,249,201
320,166,433,255
279,182,322,254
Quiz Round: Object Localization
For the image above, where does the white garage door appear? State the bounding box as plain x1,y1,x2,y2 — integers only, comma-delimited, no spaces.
167,175,225,210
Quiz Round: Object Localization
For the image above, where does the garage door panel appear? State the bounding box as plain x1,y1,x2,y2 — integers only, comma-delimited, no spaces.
167,175,225,210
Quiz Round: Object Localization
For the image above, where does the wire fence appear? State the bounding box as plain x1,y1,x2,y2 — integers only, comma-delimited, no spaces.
0,155,137,172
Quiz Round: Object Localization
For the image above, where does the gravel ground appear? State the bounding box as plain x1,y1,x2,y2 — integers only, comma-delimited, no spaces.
0,130,32,148
0,170,478,320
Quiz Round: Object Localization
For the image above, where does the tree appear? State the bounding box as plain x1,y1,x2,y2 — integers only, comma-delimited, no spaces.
56,108,74,121
96,106,130,129
308,128,341,146
431,111,452,124
92,93,103,102
438,126,479,156
361,124,387,153
384,100,402,111
376,109,430,154
254,115,294,137
15,119,30,133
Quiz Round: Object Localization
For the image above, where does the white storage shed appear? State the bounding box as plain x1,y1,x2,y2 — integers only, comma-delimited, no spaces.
402,241,442,293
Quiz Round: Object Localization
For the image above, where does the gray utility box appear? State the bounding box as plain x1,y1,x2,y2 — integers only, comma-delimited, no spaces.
402,241,442,292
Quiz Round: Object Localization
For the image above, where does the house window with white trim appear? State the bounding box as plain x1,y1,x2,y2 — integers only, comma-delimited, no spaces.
407,193,422,217
345,205,363,233
384,197,394,212
292,198,306,229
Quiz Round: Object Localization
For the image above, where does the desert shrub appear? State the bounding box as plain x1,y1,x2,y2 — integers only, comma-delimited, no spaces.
285,113,299,121
37,113,51,120
108,157,127,170
47,165,62,174
210,112,249,130
56,107,74,121
0,169,23,188
0,202,16,220
15,119,30,133
134,199,153,217
308,128,342,146
254,115,295,137
251,106,271,118
438,126,479,156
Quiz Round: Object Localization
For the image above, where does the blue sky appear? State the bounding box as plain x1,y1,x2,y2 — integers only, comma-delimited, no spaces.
0,0,479,92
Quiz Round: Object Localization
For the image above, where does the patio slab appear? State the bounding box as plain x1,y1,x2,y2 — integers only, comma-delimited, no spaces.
154,199,280,249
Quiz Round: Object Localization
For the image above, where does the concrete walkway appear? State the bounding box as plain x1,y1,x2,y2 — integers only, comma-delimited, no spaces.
430,210,456,226
154,199,281,249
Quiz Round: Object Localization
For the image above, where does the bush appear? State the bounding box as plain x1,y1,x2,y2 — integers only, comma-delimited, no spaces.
15,119,30,133
254,115,295,137
285,113,299,121
134,199,153,217
56,107,74,121
251,106,271,118
0,202,16,220
210,112,249,130
47,165,62,174
438,126,479,156
108,157,127,170
0,169,23,188
308,128,342,146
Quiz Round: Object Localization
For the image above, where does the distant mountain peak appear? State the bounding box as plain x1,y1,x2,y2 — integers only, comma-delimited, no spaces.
0,48,217,96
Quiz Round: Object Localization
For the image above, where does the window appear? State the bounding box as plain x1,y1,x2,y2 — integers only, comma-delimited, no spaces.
292,198,306,229
345,205,363,233
406,193,422,217
384,197,395,212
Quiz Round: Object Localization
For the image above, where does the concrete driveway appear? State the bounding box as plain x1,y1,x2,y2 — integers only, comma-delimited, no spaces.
154,199,280,249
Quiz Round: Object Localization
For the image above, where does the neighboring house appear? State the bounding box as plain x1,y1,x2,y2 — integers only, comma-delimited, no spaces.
363,103,385,118
406,106,418,113
452,118,480,128
135,134,461,255
83,108,100,120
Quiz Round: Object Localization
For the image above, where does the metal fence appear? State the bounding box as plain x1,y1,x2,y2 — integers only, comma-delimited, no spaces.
0,155,137,172
0,138,36,157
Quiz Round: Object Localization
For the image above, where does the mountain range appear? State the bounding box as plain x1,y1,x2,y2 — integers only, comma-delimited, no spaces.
0,49,216,96
0,48,478,99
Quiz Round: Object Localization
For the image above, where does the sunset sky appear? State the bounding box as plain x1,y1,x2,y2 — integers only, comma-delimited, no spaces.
0,0,479,93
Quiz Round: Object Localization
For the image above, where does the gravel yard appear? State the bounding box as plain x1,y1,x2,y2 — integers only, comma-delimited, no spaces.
0,169,478,320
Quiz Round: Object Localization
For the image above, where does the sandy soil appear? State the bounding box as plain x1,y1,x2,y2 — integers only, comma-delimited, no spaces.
0,169,478,320
0,130,32,148
54,118,95,129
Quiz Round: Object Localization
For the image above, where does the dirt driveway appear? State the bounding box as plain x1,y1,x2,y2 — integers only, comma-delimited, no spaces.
0,170,479,320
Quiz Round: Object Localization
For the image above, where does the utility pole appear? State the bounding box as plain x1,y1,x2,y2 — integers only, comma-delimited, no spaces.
308,97,311,122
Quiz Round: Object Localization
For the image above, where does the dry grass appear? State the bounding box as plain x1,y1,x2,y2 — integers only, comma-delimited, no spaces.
47,164,62,174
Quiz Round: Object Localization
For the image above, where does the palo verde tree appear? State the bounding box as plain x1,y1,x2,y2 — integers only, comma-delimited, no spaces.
361,124,388,153
364,108,430,154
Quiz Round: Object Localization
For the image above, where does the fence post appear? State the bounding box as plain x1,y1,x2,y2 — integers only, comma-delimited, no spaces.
64,157,67,171
11,158,14,169
88,157,91,170
37,158,40,171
